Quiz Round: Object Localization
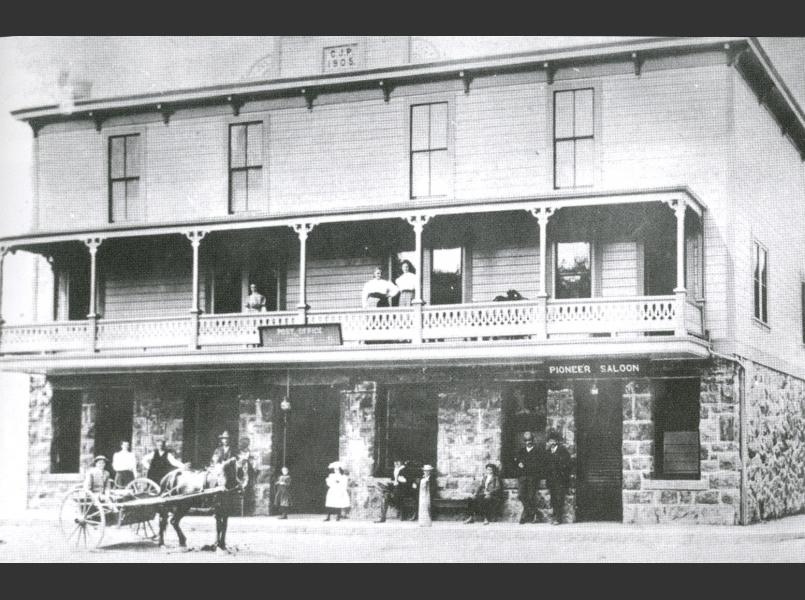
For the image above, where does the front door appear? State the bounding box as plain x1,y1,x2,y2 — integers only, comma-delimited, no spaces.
184,387,240,469
94,389,134,476
574,380,623,521
274,385,340,513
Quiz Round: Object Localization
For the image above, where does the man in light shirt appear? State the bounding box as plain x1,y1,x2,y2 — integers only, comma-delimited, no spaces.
362,267,399,308
112,440,137,487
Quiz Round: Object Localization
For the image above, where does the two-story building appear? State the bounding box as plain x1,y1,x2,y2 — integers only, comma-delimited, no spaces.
1,36,804,524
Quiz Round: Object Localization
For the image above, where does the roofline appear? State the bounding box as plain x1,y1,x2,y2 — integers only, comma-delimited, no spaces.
747,37,805,127
11,36,745,122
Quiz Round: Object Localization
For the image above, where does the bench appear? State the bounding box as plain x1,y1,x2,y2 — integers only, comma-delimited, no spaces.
431,498,470,520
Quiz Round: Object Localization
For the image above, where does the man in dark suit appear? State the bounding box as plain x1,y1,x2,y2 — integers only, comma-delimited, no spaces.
514,431,543,524
375,459,420,522
143,438,185,485
544,430,572,525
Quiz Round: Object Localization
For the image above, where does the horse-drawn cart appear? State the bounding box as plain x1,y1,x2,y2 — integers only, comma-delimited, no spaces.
58,478,238,550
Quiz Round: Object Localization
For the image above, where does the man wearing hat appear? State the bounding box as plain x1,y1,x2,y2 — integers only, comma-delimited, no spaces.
544,430,572,525
514,431,544,524
210,431,235,466
84,455,111,495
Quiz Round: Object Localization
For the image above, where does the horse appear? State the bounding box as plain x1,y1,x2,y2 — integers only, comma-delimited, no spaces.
156,454,250,551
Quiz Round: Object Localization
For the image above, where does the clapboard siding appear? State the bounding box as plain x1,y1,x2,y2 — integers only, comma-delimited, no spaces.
102,263,205,319
287,256,379,310
471,245,540,302
600,242,639,297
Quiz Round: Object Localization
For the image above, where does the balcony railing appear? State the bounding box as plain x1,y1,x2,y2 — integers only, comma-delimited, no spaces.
0,294,705,356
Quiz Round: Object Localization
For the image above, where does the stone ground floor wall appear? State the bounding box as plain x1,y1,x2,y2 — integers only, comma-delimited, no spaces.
24,358,770,524
745,361,805,523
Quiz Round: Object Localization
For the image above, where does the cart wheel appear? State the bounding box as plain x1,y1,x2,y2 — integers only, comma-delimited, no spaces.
130,517,159,540
125,478,160,498
59,487,106,550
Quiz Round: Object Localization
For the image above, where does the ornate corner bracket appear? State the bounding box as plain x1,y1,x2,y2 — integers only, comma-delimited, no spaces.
404,213,433,234
631,52,644,77
87,111,104,133
183,230,208,247
543,62,556,86
227,95,246,117
156,103,174,125
379,80,395,103
459,71,473,94
301,88,317,111
529,205,557,225
292,222,317,241
83,237,103,253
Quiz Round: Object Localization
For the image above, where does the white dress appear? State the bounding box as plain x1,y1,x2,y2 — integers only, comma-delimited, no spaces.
325,472,350,509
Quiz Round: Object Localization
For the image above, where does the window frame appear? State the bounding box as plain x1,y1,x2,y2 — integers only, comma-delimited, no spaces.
409,100,452,200
107,130,145,223
752,239,769,326
429,246,465,305
227,119,266,215
549,82,601,191
553,240,594,300
652,378,701,481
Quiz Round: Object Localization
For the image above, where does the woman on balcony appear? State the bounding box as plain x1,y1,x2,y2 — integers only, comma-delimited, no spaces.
362,267,399,308
395,260,417,307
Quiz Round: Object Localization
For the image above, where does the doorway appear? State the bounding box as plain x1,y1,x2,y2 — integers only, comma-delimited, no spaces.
94,389,134,476
574,380,623,521
183,387,240,469
274,385,340,513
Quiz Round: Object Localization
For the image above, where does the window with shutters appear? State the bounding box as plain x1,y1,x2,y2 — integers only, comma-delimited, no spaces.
108,134,143,222
653,378,701,479
229,122,264,213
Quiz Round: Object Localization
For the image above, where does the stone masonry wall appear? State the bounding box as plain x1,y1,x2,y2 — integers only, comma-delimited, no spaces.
623,359,741,525
746,362,805,522
339,381,378,520
238,385,275,516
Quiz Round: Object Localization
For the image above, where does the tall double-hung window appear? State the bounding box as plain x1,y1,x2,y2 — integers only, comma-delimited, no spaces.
109,134,142,222
553,88,595,189
410,102,448,198
229,122,264,213
753,240,768,324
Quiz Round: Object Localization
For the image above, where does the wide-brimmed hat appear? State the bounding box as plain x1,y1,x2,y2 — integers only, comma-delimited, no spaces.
218,431,230,440
422,464,434,471
92,455,108,464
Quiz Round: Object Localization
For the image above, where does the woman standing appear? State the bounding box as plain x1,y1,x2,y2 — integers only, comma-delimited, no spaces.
395,260,417,307
324,461,350,521
274,466,292,519
418,464,434,527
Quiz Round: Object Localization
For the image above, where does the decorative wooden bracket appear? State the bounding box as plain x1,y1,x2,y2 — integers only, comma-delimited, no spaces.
724,43,744,68
83,237,103,253
404,213,433,234
292,222,316,241
28,119,43,138
543,62,555,85
88,111,104,132
631,52,644,77
227,95,245,117
301,88,317,111
529,205,557,225
183,230,208,247
459,71,473,94
379,80,395,103
156,103,174,125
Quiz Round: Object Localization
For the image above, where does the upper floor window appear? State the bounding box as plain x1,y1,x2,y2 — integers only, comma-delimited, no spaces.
553,88,594,189
555,241,592,299
109,134,142,222
753,240,768,324
410,102,448,199
229,122,263,213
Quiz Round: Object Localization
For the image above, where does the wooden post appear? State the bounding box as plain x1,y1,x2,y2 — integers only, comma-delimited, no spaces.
530,206,556,340
83,238,103,352
184,230,207,349
669,199,688,336
405,214,431,344
293,223,315,324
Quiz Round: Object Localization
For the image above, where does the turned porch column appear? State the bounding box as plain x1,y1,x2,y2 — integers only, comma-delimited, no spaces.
405,214,431,344
529,206,556,340
83,237,103,351
292,222,316,324
666,199,688,337
184,230,208,349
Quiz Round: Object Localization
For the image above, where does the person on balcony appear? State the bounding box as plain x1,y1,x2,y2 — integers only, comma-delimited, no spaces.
362,267,399,308
245,283,267,312
395,260,417,307
112,440,137,488
143,438,185,485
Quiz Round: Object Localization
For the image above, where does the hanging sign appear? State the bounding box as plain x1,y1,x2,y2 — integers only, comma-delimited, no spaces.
259,324,343,347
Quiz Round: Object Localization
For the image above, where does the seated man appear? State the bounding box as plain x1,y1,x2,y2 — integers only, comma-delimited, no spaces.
464,463,504,525
375,459,420,523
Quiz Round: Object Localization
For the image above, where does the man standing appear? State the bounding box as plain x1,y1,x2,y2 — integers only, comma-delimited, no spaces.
514,431,543,524
210,431,234,466
544,430,572,525
112,440,137,488
374,459,419,523
143,438,185,485
362,267,399,308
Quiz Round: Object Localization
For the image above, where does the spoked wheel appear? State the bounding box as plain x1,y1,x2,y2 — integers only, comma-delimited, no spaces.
59,487,106,550
125,478,160,498
130,518,159,540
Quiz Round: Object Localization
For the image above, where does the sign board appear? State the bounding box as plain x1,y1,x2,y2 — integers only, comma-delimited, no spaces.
323,43,362,72
544,360,648,378
258,324,343,347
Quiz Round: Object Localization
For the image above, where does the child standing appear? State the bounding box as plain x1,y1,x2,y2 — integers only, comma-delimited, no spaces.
274,466,292,519
324,461,350,521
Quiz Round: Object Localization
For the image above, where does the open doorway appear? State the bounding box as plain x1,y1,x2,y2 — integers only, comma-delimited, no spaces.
183,387,240,468
94,389,134,477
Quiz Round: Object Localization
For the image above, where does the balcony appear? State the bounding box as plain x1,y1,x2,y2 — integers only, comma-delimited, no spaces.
0,295,704,356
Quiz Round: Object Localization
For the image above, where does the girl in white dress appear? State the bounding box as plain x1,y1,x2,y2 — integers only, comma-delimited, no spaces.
324,461,350,521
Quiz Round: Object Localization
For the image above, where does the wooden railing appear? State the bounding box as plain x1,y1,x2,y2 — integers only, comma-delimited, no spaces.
0,295,704,355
